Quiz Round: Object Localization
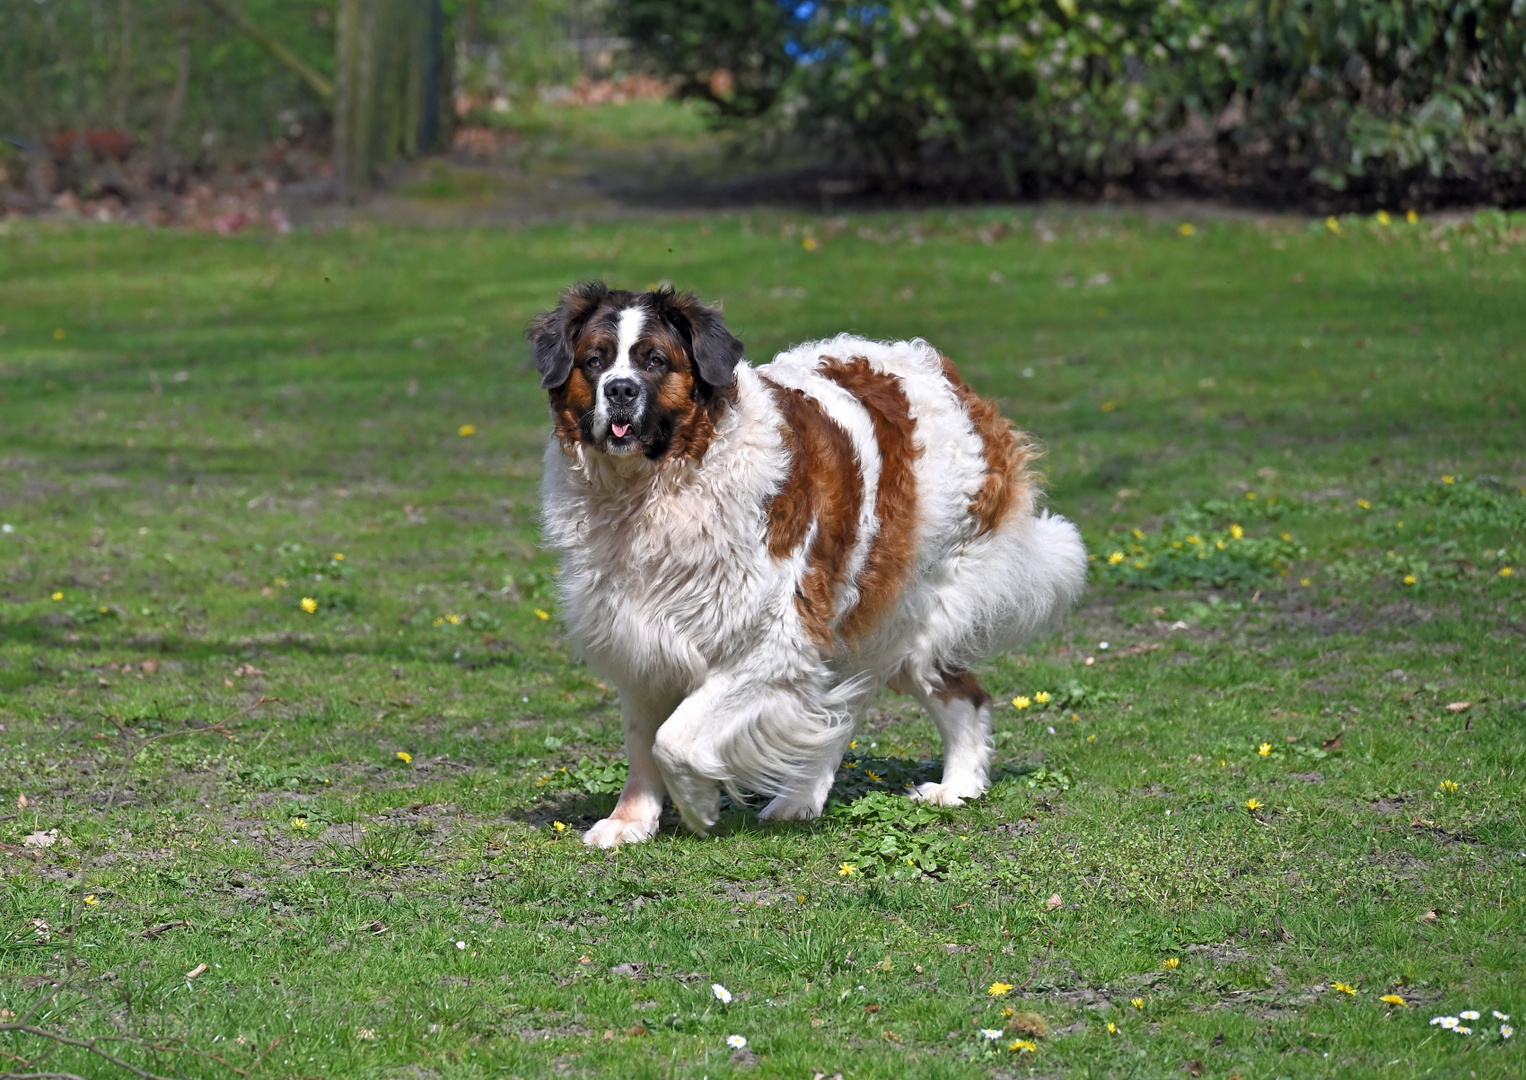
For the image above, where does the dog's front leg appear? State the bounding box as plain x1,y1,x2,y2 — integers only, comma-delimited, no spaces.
583,689,678,849
650,674,745,836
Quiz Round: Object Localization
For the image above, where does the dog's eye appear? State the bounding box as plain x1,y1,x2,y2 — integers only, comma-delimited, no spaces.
643,354,667,372
585,354,606,372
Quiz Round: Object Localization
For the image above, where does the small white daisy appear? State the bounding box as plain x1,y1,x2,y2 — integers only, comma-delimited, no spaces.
727,1034,747,1049
1460,1010,1480,1020
1494,1011,1510,1021
981,1029,1004,1040
712,983,733,1004
1436,1016,1459,1029
455,940,466,950
1501,1024,1513,1040
1456,1026,1473,1035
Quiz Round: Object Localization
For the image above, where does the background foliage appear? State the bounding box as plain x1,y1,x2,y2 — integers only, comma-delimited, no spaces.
621,0,1526,206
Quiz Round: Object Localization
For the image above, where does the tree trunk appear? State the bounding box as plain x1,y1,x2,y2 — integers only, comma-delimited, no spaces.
334,0,446,195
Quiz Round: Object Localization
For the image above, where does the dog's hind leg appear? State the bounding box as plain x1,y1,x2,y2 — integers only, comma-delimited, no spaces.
584,688,680,849
903,669,994,807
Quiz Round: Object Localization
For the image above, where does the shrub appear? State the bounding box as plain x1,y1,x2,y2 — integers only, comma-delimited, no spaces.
618,0,1526,205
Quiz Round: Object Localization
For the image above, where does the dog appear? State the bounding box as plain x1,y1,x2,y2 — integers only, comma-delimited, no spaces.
531,283,1088,848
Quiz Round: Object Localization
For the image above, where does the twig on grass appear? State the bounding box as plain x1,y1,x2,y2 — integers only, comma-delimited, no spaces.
0,1026,179,1080
103,697,276,809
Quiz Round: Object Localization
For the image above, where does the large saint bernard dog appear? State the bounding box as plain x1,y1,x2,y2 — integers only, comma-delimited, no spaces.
531,283,1087,848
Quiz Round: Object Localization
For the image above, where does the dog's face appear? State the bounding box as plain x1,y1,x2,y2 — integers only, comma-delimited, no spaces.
529,283,744,461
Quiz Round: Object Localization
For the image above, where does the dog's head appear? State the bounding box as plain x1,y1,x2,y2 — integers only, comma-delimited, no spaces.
529,282,744,461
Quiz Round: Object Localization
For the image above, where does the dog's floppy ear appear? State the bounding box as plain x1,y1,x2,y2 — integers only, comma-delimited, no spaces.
528,281,608,390
655,287,744,390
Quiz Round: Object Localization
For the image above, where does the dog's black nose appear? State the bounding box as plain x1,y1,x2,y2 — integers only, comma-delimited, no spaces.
604,377,640,406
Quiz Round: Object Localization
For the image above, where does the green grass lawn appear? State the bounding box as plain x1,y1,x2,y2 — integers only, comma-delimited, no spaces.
1,206,1523,1080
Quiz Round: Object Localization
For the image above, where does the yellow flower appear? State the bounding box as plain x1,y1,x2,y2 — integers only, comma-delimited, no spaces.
1012,696,1031,710
1132,528,1144,539
446,613,462,624
1034,691,1051,704
1326,216,1341,233
1131,997,1144,1010
1086,734,1096,742
1331,982,1356,995
838,863,856,876
1403,574,1417,586
988,982,1014,997
1438,779,1459,793
1101,401,1117,412
1009,1039,1037,1053
300,597,318,613
848,740,858,749
1230,524,1244,539
1376,210,1392,227
534,608,551,620
395,751,412,764
1406,209,1419,224
865,770,883,783
458,424,476,437
1300,577,1311,587
433,617,444,626
1164,957,1180,970
552,821,567,832
51,591,63,601
1357,499,1371,509
1245,491,1257,500
1107,551,1125,564
83,895,99,905
1499,567,1512,577
1107,1022,1117,1033
332,552,345,561
1186,535,1201,545
1215,539,1226,550
802,236,819,251
1380,994,1408,1007
1000,1006,1015,1018
1280,531,1292,541
1258,742,1272,756
1441,474,1454,485
1244,798,1261,811
290,817,307,829
1178,223,1195,236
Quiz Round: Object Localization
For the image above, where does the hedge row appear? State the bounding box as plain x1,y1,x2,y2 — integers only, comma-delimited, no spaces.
620,0,1526,206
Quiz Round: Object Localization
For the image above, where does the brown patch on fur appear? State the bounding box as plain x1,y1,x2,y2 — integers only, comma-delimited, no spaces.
649,321,733,464
549,368,595,452
931,667,991,708
762,378,862,647
940,354,1033,535
820,357,921,640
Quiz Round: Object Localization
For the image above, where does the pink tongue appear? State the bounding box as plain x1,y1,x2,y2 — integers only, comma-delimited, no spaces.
610,423,631,438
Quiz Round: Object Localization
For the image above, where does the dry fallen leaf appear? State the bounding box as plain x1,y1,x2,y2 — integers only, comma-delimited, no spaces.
1444,701,1471,713
1188,1061,1205,1078
1420,909,1439,922
139,657,158,674
1045,893,1064,911
22,829,59,848
16,793,27,809
1321,732,1344,751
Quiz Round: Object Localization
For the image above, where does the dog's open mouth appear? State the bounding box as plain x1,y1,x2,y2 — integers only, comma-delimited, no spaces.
610,423,631,439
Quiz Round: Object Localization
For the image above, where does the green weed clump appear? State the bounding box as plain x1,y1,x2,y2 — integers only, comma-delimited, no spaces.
1093,499,1305,590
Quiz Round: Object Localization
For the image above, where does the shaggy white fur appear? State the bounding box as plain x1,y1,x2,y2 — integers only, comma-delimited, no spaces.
541,334,1088,847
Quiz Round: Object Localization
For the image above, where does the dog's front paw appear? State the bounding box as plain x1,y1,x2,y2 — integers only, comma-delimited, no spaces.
583,815,659,849
758,794,824,822
908,780,985,807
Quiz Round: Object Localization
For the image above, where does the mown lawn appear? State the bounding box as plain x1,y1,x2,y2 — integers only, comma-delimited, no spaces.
1,207,1523,1080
